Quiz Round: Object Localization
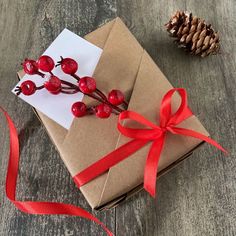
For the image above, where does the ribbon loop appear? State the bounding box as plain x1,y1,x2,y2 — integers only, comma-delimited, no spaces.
160,88,192,127
119,111,158,129
117,111,163,140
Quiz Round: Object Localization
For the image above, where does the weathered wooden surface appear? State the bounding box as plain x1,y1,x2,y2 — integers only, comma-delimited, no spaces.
0,0,235,235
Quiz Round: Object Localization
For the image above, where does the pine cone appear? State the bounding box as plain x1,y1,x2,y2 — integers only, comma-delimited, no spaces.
165,11,220,57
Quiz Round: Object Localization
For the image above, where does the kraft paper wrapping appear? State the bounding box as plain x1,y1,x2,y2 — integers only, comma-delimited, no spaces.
18,18,209,209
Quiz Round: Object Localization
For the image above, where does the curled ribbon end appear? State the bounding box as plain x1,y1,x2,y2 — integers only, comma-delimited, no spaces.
213,143,228,155
223,149,229,155
144,185,156,198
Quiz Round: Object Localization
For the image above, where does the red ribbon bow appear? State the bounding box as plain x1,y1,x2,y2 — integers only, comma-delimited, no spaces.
74,88,227,197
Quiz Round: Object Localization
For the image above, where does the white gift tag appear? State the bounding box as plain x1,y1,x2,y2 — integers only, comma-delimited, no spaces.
12,29,103,129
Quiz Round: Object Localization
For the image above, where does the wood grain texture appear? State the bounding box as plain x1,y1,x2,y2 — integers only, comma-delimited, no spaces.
0,0,235,236
116,0,236,236
0,1,116,236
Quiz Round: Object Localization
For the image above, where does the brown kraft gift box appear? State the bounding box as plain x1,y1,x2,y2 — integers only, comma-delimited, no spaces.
17,17,209,210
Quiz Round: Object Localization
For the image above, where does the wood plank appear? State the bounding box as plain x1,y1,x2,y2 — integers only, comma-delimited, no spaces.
116,0,236,235
0,1,116,235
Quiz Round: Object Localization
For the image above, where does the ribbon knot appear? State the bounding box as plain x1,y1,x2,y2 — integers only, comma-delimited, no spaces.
74,88,226,199
161,127,167,132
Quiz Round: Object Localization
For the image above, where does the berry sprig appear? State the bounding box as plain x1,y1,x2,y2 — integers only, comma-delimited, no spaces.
17,55,128,119
56,57,120,109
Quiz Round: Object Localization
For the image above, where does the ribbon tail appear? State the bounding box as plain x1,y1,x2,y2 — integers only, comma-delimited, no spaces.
144,136,165,198
74,139,149,188
170,127,227,154
14,201,114,236
0,107,113,236
1,107,19,200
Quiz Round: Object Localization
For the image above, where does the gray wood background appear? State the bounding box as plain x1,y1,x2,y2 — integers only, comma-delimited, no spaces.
0,0,235,235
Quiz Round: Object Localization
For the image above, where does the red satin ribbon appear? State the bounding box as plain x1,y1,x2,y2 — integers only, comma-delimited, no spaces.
74,88,227,197
0,107,113,236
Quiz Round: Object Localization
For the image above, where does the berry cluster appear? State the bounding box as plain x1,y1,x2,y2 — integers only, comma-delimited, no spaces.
15,55,128,118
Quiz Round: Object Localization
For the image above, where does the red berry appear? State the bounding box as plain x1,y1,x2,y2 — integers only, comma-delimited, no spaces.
20,80,36,96
22,59,39,75
78,77,96,94
59,57,78,74
71,102,87,117
108,90,125,105
37,55,55,72
95,103,112,118
44,75,61,94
